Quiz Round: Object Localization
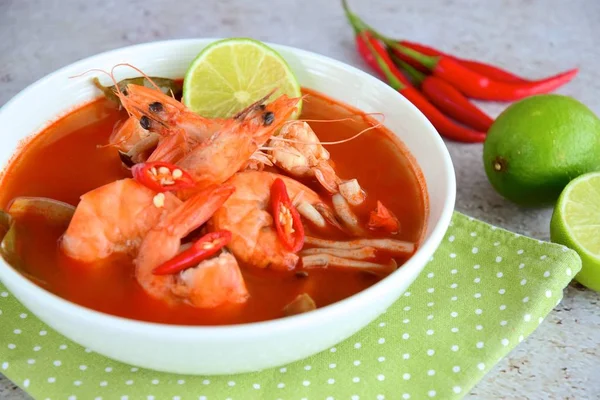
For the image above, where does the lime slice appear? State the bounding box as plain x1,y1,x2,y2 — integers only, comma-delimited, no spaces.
550,171,600,291
182,38,302,119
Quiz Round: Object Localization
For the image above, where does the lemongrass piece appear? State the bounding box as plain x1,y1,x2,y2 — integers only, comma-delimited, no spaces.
338,179,366,206
331,193,364,235
302,254,398,276
283,293,316,316
296,202,327,228
300,246,377,260
304,236,415,255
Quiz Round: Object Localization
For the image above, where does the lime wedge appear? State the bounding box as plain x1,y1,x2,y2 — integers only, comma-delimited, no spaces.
550,171,600,291
182,38,302,119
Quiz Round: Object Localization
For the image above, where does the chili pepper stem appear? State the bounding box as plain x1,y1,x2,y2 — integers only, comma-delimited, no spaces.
342,1,407,91
342,0,439,70
362,36,406,91
341,0,367,34
386,41,438,70
391,54,426,85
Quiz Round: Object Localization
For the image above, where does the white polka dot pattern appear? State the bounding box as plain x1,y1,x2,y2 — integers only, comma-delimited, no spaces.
0,213,580,399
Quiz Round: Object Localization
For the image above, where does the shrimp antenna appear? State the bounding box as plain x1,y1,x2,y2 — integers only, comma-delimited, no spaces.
319,112,384,145
109,63,163,92
69,68,118,85
282,117,356,127
69,67,129,115
270,112,385,146
233,88,279,120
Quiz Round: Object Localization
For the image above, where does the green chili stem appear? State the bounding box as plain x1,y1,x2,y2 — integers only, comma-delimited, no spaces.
390,54,426,85
385,41,438,70
361,33,406,91
342,0,439,70
341,0,367,34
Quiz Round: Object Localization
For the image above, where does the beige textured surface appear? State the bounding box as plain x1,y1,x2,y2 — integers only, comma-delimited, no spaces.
1,0,599,399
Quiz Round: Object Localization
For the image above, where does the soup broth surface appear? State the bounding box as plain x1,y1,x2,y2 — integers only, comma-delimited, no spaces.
0,88,427,325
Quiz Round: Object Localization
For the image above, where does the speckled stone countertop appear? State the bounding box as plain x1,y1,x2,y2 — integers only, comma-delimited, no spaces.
1,0,599,398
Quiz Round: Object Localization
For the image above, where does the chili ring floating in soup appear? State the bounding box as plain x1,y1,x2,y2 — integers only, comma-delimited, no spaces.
0,71,427,325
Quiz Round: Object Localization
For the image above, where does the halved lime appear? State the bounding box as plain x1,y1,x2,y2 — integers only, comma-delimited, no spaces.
550,171,600,291
182,38,302,119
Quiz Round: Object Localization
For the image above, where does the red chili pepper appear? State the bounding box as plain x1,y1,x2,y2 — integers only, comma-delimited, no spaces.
394,57,493,132
368,201,400,234
456,59,529,84
344,2,579,100
390,43,578,101
343,2,486,143
152,231,231,275
131,161,196,192
396,40,529,83
271,178,304,252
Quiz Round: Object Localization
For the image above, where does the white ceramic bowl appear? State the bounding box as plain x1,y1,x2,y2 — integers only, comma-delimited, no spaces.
0,39,455,375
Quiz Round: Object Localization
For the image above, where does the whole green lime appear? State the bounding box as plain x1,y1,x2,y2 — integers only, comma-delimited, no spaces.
483,94,600,206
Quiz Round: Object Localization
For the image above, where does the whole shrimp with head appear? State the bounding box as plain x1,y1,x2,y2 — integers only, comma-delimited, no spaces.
266,120,367,206
134,184,249,308
174,92,301,192
112,75,302,191
112,82,225,164
83,64,226,165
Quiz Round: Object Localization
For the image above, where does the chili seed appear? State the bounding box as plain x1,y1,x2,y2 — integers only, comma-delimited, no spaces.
140,116,151,130
263,111,275,126
149,102,164,113
158,166,170,175
172,169,183,179
153,193,165,208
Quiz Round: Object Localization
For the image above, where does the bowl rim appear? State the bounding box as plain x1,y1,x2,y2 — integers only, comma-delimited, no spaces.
0,38,456,338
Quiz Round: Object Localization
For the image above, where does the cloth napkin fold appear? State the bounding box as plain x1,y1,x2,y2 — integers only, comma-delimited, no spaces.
0,212,581,400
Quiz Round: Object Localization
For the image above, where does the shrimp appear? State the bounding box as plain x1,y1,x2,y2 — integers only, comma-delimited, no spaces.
117,83,224,144
60,179,181,263
267,121,366,205
175,94,301,191
109,117,160,165
107,83,225,165
134,184,249,308
211,171,414,275
210,171,339,270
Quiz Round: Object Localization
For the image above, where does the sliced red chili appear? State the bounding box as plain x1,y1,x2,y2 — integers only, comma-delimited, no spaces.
131,161,195,192
368,201,400,234
152,230,232,275
270,178,304,252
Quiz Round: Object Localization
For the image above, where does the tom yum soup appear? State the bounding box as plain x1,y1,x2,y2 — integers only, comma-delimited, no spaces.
0,70,427,326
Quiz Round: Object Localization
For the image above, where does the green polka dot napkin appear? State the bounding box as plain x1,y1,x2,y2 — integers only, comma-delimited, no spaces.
0,212,581,400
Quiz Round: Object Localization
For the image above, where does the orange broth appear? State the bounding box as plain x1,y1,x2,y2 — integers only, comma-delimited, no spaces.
0,87,427,325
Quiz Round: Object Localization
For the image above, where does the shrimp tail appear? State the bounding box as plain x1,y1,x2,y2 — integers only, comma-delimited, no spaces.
162,184,235,238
